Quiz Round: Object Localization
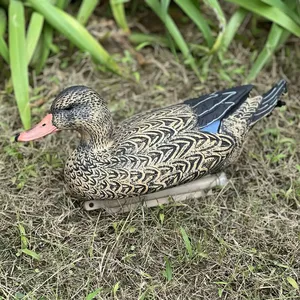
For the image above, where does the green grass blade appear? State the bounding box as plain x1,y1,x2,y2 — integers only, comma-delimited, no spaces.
146,0,200,78
21,248,41,260
273,0,297,51
162,257,173,281
0,8,7,36
30,0,65,71
110,0,130,33
276,29,290,51
27,0,120,74
129,32,171,48
223,8,247,50
86,288,103,300
161,0,171,15
0,8,9,63
0,38,8,63
18,223,28,249
9,0,31,129
204,0,227,54
226,0,300,37
180,227,193,258
246,23,284,82
26,12,44,65
286,276,299,290
35,24,53,74
56,0,70,9
174,0,214,47
129,32,209,54
261,0,300,26
77,0,100,25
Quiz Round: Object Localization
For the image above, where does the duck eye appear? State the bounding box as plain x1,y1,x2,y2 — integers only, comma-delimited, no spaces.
64,104,75,111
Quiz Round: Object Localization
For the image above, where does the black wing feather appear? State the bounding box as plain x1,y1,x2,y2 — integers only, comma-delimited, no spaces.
184,85,254,129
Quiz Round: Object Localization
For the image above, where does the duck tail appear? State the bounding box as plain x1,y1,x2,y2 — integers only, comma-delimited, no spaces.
250,79,287,126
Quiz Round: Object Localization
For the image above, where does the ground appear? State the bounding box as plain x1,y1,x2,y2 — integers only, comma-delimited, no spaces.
0,15,300,300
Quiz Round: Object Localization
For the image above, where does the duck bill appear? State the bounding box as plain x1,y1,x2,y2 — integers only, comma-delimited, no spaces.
15,114,58,142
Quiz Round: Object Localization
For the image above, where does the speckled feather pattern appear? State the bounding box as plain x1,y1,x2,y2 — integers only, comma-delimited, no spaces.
48,81,286,201
64,105,235,200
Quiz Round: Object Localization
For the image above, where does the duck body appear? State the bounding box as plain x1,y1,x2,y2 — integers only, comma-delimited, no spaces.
16,80,287,202
64,105,234,200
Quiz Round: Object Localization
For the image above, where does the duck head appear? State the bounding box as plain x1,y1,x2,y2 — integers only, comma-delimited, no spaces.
15,86,113,146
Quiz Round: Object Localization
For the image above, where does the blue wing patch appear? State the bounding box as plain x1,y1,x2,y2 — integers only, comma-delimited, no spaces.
184,84,254,130
200,120,220,134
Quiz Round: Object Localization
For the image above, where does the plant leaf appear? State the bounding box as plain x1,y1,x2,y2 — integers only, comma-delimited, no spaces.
56,0,69,9
180,226,193,258
18,223,28,249
110,0,130,33
261,0,300,26
146,0,200,78
33,24,53,73
162,257,173,281
9,0,31,129
246,23,284,82
27,0,120,74
21,248,41,260
226,0,300,37
287,276,299,290
26,12,44,65
0,8,9,62
86,288,102,300
77,0,99,25
223,8,247,50
174,0,214,47
204,0,227,53
0,8,7,36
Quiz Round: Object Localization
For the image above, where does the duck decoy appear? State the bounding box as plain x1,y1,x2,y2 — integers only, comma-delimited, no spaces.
15,80,287,213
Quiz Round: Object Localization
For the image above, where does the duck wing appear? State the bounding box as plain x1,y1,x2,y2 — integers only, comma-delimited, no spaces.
113,104,196,155
113,84,254,151
183,84,253,132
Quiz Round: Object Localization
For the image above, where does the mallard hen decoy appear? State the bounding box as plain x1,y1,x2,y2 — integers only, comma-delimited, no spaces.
15,80,287,212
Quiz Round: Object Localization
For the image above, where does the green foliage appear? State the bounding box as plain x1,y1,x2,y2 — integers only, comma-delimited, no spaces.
246,23,285,82
27,0,120,73
110,0,130,33
85,288,103,300
174,0,213,48
0,0,119,129
223,8,247,51
226,0,300,37
16,222,41,260
26,12,44,65
0,0,299,128
286,276,299,290
180,226,193,258
0,8,8,63
8,0,31,129
162,257,173,281
146,0,200,78
77,0,100,25
128,0,298,82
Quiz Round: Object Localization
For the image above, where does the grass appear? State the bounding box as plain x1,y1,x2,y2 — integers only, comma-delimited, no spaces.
0,17,300,300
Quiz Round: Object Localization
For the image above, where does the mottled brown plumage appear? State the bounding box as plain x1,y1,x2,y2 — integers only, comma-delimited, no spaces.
16,80,287,202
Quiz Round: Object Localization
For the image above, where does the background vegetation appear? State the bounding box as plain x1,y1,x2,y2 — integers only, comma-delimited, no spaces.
0,0,299,129
0,1,299,299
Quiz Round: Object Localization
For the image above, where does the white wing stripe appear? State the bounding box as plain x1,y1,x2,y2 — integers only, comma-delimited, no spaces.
198,91,237,117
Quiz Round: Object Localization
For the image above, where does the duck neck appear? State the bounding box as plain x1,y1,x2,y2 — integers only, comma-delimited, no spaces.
79,115,114,151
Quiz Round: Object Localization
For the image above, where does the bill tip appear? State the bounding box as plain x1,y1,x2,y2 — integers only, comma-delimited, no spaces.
14,133,20,142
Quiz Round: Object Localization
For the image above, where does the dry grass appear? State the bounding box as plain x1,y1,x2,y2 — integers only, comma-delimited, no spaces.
0,20,300,300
